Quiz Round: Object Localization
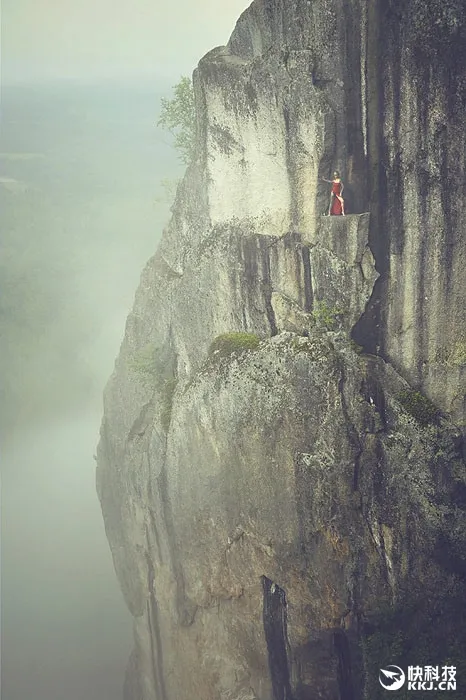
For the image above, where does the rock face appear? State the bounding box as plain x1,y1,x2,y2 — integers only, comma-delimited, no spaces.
355,0,466,427
97,1,466,699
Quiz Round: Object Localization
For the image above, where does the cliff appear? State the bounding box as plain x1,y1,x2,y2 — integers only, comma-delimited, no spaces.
96,1,466,699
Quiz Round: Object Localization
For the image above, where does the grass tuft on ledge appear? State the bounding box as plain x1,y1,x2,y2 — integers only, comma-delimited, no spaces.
208,332,261,360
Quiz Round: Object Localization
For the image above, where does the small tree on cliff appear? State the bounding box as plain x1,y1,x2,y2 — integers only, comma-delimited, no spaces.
157,76,196,165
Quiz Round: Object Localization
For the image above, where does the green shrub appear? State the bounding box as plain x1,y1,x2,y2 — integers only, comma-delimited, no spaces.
157,76,196,164
311,300,343,330
208,332,260,359
397,389,440,426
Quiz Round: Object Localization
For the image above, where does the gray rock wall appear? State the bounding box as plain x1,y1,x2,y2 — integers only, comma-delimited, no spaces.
96,1,466,699
356,0,466,427
195,0,466,426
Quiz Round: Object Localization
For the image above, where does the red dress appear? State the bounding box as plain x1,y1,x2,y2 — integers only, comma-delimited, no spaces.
330,180,344,215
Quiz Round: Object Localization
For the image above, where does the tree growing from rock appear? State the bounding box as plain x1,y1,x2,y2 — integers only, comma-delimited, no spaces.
157,76,196,165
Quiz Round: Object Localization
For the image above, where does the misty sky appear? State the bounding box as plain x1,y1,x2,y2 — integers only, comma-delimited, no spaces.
1,82,175,700
3,0,252,85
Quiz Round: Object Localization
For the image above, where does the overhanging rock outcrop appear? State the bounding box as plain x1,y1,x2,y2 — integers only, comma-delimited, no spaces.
97,1,466,699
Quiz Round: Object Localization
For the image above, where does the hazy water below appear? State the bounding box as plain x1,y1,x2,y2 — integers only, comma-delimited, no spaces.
1,80,182,700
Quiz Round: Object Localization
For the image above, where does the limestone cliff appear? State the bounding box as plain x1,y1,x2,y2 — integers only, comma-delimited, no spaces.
97,1,466,699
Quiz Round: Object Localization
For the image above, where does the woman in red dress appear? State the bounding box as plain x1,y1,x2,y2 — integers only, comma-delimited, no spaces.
322,171,345,216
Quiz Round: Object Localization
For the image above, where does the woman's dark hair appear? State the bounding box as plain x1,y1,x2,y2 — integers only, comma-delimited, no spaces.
333,170,340,178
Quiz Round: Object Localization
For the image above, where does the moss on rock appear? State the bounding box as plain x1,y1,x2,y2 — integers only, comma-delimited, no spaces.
311,300,343,331
397,389,440,426
208,332,261,360
449,340,466,366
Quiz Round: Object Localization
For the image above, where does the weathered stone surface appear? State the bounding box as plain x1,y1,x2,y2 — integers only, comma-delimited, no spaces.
311,213,378,333
97,216,376,624
100,328,465,700
355,0,466,428
96,1,466,699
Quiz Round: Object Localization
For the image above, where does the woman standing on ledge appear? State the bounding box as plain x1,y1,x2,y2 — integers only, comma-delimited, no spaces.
323,171,345,216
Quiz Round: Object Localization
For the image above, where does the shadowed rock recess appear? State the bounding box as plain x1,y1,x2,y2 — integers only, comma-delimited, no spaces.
97,1,466,699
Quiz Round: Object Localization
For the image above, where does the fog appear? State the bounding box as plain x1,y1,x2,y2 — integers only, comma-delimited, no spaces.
1,81,175,700
3,0,251,85
1,2,250,698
